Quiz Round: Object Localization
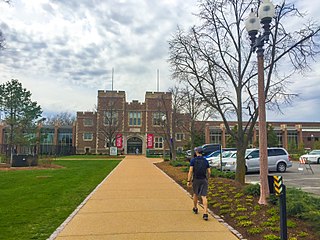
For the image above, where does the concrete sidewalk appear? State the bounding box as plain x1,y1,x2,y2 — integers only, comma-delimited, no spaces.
50,156,240,240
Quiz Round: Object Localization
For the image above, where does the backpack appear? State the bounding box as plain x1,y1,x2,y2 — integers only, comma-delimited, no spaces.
193,157,208,179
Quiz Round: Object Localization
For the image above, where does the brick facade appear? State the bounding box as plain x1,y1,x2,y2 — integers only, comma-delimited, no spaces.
75,91,190,154
203,121,320,150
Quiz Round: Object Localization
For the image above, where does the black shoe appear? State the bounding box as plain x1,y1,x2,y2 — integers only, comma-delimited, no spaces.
203,214,208,221
192,207,198,214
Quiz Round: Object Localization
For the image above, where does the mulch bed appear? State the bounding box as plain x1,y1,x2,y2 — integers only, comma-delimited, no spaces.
155,160,318,240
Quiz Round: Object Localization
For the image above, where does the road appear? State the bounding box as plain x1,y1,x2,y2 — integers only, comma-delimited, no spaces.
245,161,320,196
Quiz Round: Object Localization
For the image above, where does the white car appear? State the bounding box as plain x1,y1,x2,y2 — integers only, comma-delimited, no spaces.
206,150,236,168
221,152,237,170
299,150,320,164
224,147,292,173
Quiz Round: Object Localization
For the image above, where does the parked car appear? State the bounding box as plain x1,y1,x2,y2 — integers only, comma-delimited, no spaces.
185,150,192,160
205,150,237,168
221,152,237,170
201,144,222,156
299,150,320,164
224,147,292,173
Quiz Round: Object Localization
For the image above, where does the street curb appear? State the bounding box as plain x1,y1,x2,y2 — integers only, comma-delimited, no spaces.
153,161,246,240
47,159,124,240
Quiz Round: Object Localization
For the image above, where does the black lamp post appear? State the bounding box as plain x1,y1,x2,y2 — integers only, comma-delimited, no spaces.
245,0,275,205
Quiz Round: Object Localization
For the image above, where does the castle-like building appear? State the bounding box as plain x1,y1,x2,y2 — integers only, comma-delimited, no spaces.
75,91,190,155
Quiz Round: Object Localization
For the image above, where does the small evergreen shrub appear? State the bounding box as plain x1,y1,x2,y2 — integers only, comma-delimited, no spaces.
263,234,280,240
248,227,263,234
237,220,253,227
243,183,260,196
169,160,189,167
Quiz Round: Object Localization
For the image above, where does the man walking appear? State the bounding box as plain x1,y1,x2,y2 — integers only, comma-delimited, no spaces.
187,147,211,220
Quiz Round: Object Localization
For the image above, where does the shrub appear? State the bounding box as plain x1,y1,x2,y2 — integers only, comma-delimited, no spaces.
210,168,235,179
263,234,280,240
169,160,189,167
236,207,247,212
298,231,309,237
235,215,249,221
248,227,263,234
219,209,231,215
237,220,253,227
181,167,189,172
220,204,230,210
254,205,261,211
234,192,244,198
267,208,278,216
287,220,297,228
243,183,260,196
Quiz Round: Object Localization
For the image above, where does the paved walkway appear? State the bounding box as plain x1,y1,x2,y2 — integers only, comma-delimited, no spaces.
50,156,239,240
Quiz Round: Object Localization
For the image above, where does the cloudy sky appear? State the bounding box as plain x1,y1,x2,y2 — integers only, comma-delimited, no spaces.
0,0,320,122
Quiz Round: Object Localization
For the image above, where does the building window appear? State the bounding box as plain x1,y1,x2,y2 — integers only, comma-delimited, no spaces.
154,137,163,149
177,147,183,154
58,132,72,146
209,129,221,144
83,118,93,126
104,111,118,126
129,112,141,126
277,132,283,147
176,133,184,141
83,132,93,141
41,128,55,145
287,131,298,148
153,112,165,126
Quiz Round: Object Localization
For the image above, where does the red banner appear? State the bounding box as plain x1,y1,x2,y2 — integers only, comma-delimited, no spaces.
116,134,123,148
147,134,154,149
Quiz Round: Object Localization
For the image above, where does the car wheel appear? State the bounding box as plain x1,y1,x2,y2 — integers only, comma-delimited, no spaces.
317,158,320,164
277,162,287,173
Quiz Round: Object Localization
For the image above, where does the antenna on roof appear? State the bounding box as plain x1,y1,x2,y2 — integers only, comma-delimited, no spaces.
112,67,114,91
157,69,160,92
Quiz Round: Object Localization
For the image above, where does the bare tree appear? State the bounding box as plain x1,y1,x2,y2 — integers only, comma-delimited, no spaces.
46,112,75,126
96,99,122,154
169,0,320,204
152,93,175,160
172,84,211,157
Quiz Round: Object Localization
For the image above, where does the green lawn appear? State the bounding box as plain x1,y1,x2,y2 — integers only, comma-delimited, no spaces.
56,155,124,160
0,159,120,240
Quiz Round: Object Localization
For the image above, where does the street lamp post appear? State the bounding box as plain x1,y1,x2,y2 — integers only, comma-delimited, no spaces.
245,0,275,205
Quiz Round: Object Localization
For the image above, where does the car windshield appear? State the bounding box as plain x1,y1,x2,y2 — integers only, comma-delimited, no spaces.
207,150,221,158
309,150,320,155
222,151,235,158
230,152,237,158
245,149,256,157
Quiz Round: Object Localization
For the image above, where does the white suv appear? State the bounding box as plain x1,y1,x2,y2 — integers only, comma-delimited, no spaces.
224,147,292,173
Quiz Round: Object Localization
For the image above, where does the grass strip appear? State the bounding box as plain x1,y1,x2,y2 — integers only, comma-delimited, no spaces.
0,160,120,240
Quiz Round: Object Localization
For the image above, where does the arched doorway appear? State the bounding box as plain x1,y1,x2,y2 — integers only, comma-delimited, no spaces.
127,137,142,154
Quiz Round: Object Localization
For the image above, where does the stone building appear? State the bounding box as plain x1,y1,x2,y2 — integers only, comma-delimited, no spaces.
75,91,190,155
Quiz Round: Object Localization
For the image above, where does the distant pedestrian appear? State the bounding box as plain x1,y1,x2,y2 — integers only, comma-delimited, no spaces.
135,148,139,155
187,146,211,221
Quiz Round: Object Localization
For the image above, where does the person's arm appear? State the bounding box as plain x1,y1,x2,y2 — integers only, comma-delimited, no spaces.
206,159,211,179
187,162,193,187
207,167,211,179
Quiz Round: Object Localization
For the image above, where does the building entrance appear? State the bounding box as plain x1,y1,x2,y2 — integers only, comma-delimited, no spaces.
127,137,142,154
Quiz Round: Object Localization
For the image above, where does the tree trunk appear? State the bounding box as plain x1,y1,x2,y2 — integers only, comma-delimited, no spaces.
235,145,246,185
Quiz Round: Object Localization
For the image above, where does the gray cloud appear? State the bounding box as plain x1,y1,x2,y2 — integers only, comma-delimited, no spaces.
0,0,320,120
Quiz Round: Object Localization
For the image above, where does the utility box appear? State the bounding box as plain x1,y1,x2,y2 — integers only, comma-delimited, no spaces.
11,155,38,167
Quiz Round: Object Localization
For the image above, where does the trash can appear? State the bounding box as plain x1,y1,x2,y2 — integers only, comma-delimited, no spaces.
11,155,38,167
